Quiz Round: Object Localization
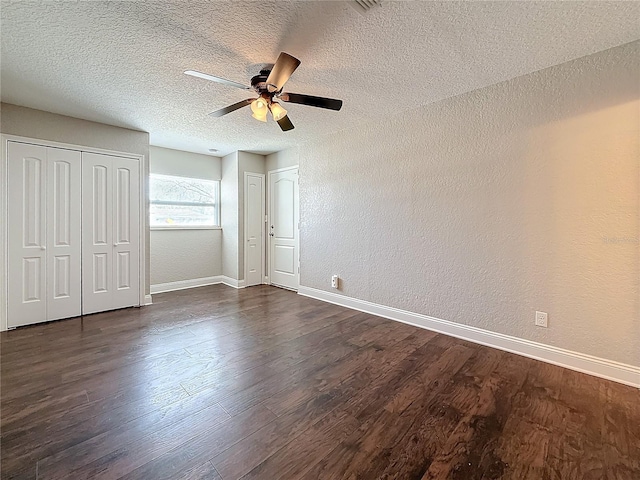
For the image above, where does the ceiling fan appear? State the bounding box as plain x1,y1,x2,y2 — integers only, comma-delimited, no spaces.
185,52,343,132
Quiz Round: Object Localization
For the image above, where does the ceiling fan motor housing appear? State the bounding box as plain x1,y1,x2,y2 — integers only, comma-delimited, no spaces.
251,70,276,95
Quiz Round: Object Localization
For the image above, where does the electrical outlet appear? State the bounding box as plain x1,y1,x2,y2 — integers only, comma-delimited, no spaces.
535,311,548,328
331,275,339,289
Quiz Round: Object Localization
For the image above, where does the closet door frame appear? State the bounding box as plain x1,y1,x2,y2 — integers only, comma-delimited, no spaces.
1,134,148,331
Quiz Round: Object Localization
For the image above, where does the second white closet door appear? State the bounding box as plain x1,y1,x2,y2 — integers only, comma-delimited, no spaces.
82,152,140,315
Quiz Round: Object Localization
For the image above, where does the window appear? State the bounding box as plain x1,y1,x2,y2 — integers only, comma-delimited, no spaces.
149,174,219,228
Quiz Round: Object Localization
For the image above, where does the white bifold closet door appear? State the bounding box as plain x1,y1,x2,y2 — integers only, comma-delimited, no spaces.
82,152,140,315
7,142,82,327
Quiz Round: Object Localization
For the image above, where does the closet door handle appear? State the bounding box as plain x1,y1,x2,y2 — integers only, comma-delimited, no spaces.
41,246,47,251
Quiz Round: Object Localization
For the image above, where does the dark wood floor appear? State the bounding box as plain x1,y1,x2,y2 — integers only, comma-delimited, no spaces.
1,285,639,480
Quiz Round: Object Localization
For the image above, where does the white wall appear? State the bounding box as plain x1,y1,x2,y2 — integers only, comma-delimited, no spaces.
150,145,221,179
221,152,239,280
266,148,299,173
218,151,268,282
298,41,640,367
149,146,222,286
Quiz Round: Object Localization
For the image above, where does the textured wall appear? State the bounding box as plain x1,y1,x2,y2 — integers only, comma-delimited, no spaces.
150,230,222,285
0,103,149,157
237,152,266,280
299,42,640,366
149,146,222,285
150,145,221,179
266,148,299,173
221,152,239,279
0,103,151,294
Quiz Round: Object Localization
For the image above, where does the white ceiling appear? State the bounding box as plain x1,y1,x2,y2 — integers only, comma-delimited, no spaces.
1,1,639,157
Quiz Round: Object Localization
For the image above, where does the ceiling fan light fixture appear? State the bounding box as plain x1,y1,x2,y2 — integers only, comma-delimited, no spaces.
250,97,269,122
251,111,268,122
269,102,287,121
251,97,268,114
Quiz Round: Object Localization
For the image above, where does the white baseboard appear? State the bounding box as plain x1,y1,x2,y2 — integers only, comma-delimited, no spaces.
144,294,153,305
220,276,246,289
150,275,246,294
298,286,640,389
151,276,224,294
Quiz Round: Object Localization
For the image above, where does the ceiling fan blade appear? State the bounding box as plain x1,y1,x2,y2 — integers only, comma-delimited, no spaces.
276,115,295,132
266,52,301,93
279,93,343,111
209,99,254,117
185,70,250,90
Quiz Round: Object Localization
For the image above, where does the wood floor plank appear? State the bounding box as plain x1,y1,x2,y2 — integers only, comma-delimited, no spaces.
239,408,361,480
371,347,512,479
39,401,231,480
176,461,222,480
180,311,372,396
116,405,276,480
302,344,476,480
2,379,191,467
420,354,529,479
210,390,348,479
34,395,230,479
1,285,638,480
262,330,438,416
216,340,358,416
215,318,417,416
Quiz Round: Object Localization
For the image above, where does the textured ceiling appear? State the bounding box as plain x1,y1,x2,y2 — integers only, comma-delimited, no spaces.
1,1,639,157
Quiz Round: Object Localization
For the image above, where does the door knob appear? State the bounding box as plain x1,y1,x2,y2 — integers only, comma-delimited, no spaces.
269,233,274,237
41,246,46,250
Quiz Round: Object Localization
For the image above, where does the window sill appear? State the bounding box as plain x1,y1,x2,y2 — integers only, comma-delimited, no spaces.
150,226,222,231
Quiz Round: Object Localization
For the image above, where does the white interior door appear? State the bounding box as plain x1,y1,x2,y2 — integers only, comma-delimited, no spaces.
82,152,140,315
46,147,82,321
269,167,299,290
244,173,265,287
8,142,48,327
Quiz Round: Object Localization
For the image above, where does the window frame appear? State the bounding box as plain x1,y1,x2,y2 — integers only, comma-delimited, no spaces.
149,173,221,230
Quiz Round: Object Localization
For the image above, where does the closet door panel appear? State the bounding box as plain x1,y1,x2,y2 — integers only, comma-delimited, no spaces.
82,152,114,315
112,158,140,309
7,142,47,327
82,152,140,314
47,148,82,321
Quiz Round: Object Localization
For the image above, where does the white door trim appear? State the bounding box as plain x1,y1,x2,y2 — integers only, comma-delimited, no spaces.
243,172,265,286
268,165,300,174
1,134,147,331
0,137,7,331
267,165,299,289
